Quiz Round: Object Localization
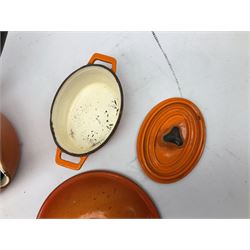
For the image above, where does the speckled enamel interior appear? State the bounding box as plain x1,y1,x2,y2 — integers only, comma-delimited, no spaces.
51,66,121,155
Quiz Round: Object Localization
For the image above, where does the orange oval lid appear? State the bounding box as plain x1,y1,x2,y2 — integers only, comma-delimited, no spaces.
137,98,206,183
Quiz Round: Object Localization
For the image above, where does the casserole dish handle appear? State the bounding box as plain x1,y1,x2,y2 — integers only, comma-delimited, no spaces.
55,148,88,170
88,53,117,73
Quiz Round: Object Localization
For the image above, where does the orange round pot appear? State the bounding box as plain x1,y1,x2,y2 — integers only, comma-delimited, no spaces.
37,170,160,218
0,113,20,189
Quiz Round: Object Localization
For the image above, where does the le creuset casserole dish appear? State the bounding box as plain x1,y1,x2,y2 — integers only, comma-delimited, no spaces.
37,170,160,219
50,53,123,170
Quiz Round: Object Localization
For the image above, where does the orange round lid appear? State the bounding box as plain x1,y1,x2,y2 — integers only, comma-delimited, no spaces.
137,97,206,183
37,170,160,218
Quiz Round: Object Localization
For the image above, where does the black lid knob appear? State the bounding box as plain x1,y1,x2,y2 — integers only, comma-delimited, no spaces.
163,126,183,147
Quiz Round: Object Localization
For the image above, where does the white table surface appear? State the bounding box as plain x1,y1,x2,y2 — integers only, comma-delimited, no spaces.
0,31,249,218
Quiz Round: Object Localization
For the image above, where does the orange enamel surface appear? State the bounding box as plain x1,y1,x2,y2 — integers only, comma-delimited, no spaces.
137,98,206,183
55,148,88,170
88,53,117,73
37,171,160,219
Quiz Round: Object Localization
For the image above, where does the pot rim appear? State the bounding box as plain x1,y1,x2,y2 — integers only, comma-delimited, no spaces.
37,170,160,218
50,64,124,157
0,161,11,189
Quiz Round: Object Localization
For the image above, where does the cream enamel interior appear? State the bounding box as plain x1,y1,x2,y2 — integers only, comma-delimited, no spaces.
0,162,10,188
51,66,122,155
